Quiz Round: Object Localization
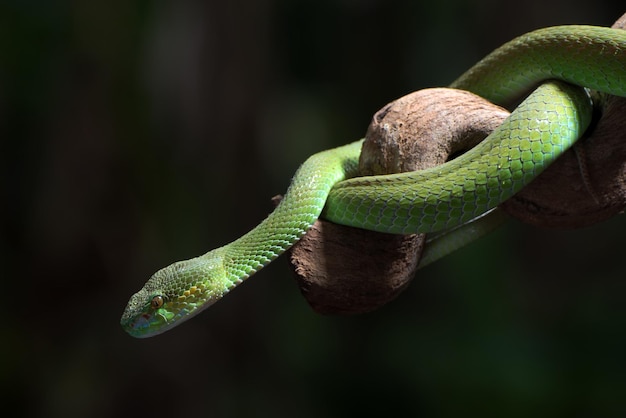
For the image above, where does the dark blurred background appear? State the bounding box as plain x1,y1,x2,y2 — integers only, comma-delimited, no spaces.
2,1,626,417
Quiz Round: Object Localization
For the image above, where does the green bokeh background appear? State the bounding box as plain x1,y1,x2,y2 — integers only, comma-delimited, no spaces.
2,1,626,417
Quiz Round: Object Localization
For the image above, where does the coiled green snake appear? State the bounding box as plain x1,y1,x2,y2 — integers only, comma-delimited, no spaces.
122,25,626,338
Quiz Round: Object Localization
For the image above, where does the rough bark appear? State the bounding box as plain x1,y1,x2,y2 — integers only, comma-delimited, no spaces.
287,89,508,314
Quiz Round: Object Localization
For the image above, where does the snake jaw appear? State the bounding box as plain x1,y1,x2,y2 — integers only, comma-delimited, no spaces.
121,252,231,338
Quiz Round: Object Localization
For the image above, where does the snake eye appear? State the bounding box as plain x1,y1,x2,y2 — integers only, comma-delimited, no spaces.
151,295,164,309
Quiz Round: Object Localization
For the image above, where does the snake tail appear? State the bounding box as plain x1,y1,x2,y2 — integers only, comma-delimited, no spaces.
450,26,626,103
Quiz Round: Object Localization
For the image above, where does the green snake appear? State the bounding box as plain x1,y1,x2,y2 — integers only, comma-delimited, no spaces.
121,25,626,338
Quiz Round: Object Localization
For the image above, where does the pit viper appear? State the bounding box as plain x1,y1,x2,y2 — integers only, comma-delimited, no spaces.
122,25,626,338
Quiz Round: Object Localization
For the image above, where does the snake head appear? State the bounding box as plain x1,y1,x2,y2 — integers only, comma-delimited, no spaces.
121,251,230,338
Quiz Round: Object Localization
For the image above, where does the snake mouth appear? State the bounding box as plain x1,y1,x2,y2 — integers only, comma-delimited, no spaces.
122,294,219,338
121,314,154,338
122,310,184,339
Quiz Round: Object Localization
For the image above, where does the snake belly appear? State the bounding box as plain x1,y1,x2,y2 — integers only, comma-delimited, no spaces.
122,25,626,338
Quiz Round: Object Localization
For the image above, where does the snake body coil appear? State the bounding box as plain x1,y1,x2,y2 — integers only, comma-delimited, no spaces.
122,25,626,338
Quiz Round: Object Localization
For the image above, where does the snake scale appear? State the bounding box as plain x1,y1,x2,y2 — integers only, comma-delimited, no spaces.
122,25,626,338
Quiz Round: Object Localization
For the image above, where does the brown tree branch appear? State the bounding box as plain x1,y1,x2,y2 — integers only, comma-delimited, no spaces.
287,89,508,314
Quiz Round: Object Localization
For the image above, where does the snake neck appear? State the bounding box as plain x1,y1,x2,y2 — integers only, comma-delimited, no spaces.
221,207,318,282
219,140,363,284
